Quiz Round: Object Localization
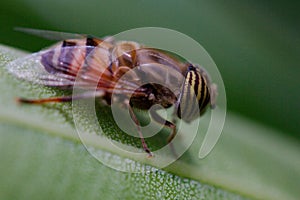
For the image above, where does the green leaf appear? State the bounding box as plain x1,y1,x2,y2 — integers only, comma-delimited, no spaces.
0,44,299,200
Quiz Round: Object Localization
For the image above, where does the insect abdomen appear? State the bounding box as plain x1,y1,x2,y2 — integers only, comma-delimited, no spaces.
40,37,113,83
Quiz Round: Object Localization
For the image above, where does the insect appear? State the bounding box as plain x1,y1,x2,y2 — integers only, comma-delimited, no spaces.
7,28,217,157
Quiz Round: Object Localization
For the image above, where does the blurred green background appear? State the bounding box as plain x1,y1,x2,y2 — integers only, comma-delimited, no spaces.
0,0,299,140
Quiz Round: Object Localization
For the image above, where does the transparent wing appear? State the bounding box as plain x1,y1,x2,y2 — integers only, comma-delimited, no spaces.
6,48,78,87
15,27,87,41
6,45,143,93
135,48,188,73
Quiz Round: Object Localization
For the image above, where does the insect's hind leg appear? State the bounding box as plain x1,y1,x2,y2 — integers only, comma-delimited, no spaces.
17,96,73,104
17,90,105,104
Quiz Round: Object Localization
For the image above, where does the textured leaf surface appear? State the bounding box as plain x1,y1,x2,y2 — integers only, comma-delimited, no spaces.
0,45,299,200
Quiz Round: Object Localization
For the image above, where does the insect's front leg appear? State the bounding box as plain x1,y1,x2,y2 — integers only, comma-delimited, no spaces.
149,107,177,143
149,107,179,157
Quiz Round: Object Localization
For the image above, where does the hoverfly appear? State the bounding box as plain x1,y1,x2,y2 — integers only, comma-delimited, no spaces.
7,28,217,156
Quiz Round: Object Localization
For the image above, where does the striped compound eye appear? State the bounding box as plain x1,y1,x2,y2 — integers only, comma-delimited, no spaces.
176,65,211,122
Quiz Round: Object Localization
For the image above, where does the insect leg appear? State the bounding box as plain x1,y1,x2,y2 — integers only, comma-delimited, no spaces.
149,109,176,143
17,90,105,104
149,108,179,157
128,106,153,157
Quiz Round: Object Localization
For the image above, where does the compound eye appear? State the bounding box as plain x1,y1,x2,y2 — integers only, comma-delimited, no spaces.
176,67,211,122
